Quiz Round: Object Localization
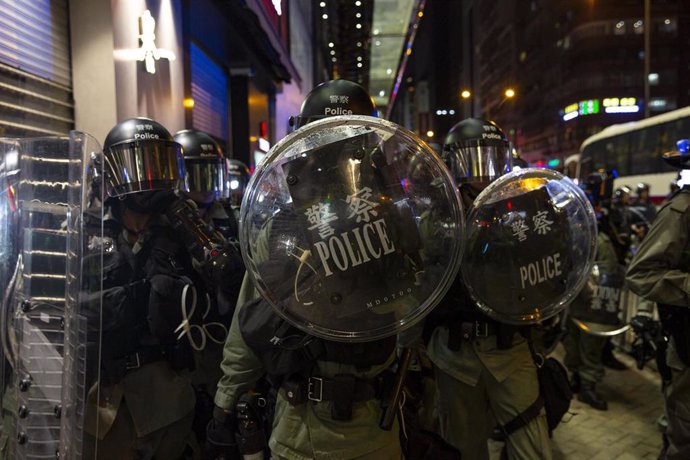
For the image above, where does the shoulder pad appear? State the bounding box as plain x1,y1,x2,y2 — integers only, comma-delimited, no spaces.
668,191,690,214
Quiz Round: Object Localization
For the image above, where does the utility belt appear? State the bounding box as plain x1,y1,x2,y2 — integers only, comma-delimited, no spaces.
282,373,382,421
447,319,522,352
101,346,165,385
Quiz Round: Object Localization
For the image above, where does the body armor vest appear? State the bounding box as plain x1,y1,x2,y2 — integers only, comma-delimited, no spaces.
238,297,397,378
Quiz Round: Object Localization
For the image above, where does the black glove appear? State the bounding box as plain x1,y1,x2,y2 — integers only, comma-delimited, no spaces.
630,314,654,334
147,273,194,341
193,387,216,442
205,406,241,460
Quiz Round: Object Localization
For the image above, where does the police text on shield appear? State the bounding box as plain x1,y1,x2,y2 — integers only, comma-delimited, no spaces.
519,252,563,289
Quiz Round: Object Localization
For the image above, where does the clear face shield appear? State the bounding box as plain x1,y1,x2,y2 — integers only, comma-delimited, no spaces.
103,139,185,197
446,142,512,183
227,174,248,207
185,157,226,200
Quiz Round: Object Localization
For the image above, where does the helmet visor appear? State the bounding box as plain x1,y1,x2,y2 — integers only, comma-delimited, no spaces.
446,144,511,182
186,158,226,197
104,139,185,197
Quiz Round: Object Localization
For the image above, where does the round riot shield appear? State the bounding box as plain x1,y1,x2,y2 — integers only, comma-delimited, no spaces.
462,168,597,324
570,263,629,336
240,115,464,342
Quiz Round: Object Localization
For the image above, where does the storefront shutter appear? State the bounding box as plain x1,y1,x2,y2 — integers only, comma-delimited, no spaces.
0,0,73,136
190,42,229,141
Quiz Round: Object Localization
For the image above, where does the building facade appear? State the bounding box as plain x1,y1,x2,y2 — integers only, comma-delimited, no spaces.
473,0,690,165
1,0,318,168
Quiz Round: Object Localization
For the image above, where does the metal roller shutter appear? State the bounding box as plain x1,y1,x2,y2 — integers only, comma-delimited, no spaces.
0,0,73,137
190,42,229,142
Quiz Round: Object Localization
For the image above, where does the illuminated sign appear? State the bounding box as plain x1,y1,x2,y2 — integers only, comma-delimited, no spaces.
114,10,176,74
272,0,282,15
564,103,578,114
562,97,640,120
603,97,639,113
579,99,599,115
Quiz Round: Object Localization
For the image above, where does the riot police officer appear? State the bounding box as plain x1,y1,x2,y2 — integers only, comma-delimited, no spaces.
633,182,657,225
225,158,251,222
175,129,240,241
425,118,552,459
173,129,245,452
627,138,690,460
85,117,199,458
564,171,621,411
206,80,459,459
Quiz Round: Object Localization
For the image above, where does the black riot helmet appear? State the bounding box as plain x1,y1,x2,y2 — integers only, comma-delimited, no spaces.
226,158,250,208
289,79,377,129
662,139,690,169
614,185,632,203
442,118,511,183
103,117,185,198
174,129,227,202
583,169,615,209
636,182,650,195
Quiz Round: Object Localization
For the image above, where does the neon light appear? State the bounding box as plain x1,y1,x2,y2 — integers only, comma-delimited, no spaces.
603,98,619,107
579,99,599,115
605,105,640,113
563,111,579,121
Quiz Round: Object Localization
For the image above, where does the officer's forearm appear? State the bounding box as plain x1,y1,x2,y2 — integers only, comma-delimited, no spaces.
215,302,265,410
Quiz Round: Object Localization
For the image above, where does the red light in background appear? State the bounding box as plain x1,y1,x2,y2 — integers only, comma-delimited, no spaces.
259,121,267,138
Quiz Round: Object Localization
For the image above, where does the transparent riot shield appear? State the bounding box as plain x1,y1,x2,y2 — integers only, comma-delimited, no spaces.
462,168,597,324
240,115,464,341
570,263,630,336
0,133,103,459
61,133,103,459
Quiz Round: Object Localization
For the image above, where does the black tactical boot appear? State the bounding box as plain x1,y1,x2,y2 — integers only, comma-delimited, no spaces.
570,372,581,393
578,383,608,411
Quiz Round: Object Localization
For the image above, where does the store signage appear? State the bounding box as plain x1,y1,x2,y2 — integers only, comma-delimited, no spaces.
603,97,639,113
562,97,639,121
114,10,176,74
272,0,282,15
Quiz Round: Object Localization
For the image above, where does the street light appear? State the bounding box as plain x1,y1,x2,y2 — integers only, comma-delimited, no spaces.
461,90,471,99
504,88,516,99
426,130,434,138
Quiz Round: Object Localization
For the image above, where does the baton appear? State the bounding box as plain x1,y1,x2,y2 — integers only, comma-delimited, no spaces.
379,347,413,430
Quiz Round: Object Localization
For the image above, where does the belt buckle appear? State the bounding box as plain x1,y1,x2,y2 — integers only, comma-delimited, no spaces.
460,322,474,340
308,377,323,402
125,352,141,370
475,322,490,338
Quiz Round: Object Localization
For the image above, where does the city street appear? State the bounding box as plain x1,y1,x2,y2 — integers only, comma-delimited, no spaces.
491,345,664,459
